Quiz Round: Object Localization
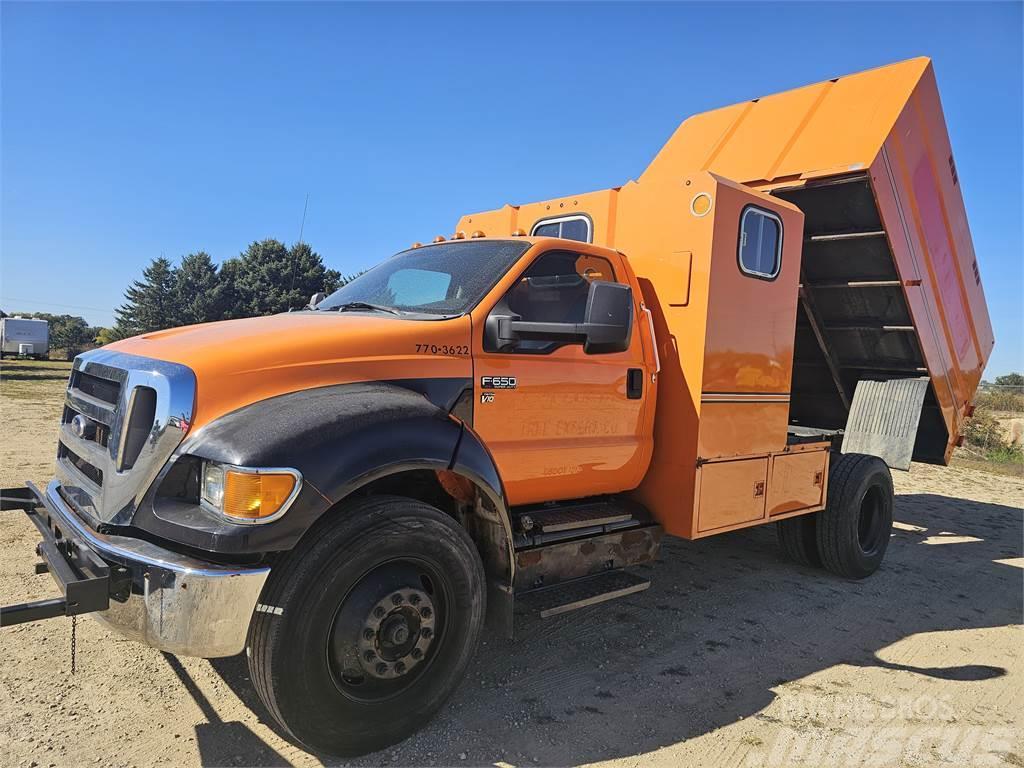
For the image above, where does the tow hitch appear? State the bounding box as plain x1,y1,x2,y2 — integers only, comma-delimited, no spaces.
0,483,130,627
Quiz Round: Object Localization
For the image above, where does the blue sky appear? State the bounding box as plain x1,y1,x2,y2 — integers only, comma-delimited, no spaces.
2,1,1021,376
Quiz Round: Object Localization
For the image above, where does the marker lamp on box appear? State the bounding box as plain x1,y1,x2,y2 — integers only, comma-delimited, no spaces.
200,461,302,523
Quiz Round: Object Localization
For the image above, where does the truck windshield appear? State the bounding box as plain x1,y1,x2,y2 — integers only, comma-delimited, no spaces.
315,240,531,317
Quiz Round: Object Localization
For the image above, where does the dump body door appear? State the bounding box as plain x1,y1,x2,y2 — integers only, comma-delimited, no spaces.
471,246,652,506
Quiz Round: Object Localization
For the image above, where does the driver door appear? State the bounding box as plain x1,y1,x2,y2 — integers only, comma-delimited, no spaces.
471,247,652,506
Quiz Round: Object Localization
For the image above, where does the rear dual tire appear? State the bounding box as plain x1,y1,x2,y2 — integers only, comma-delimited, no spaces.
777,453,893,579
247,495,486,757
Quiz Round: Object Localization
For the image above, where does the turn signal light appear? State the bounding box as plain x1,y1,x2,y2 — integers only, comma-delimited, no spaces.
433,235,446,243
223,470,298,521
451,231,466,240
470,230,485,238
201,460,301,523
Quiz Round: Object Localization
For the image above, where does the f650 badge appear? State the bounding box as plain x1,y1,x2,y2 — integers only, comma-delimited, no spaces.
481,376,517,389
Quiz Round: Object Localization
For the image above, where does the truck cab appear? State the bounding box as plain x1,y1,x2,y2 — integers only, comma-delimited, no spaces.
2,57,993,758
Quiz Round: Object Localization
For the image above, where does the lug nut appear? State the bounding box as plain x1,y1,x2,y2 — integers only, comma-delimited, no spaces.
373,606,385,618
391,593,404,605
411,648,423,659
364,650,375,662
409,594,421,605
420,607,432,619
395,662,406,674
376,663,388,676
420,627,433,640
363,628,375,640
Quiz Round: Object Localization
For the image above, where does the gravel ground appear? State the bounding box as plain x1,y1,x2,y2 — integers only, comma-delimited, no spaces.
1,362,1022,767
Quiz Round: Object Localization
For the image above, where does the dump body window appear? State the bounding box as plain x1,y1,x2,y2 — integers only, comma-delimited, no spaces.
531,215,592,243
738,207,782,279
498,250,618,353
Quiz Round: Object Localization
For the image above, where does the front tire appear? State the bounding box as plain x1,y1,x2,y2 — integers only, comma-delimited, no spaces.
816,453,894,579
247,495,486,756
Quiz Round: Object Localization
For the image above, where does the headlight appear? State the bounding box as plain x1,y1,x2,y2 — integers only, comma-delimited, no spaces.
200,460,301,523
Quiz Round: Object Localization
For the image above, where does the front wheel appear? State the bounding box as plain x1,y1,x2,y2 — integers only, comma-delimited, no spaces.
247,495,486,756
816,453,894,579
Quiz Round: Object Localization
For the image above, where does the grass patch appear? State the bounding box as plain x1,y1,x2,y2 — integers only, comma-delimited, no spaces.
0,359,73,401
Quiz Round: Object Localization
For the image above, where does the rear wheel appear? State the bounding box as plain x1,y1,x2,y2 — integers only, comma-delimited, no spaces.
816,453,894,579
777,513,821,567
248,495,486,756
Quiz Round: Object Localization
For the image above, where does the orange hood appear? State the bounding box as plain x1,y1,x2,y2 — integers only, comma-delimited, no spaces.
110,312,474,431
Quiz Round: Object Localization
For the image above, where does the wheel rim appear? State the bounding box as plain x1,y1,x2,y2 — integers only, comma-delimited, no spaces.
857,485,887,556
327,559,450,703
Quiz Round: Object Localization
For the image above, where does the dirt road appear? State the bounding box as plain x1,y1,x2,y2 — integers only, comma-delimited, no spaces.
1,365,1021,767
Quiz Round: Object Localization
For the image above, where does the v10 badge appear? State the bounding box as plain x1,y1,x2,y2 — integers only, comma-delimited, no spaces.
480,375,517,404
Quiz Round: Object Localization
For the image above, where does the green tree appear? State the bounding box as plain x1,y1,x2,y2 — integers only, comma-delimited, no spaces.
230,239,340,317
94,327,117,346
994,373,1024,388
113,257,179,338
175,251,222,326
51,315,94,359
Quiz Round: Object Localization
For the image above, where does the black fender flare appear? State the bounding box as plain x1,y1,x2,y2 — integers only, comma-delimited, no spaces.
135,381,511,557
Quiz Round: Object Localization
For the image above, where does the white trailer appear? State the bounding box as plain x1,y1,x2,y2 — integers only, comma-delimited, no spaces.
0,318,49,358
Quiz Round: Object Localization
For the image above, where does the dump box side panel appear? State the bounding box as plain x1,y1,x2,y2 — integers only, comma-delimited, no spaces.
869,65,995,458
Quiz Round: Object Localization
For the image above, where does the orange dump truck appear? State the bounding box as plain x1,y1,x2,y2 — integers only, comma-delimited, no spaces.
1,58,992,755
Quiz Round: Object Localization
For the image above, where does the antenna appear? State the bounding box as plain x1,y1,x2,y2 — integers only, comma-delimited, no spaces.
297,192,309,246
288,193,310,297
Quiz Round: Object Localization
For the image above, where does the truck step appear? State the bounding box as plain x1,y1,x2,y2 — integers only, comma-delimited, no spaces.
526,570,650,618
516,500,633,534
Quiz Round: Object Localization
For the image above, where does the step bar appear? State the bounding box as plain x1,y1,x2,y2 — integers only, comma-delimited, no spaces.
524,570,651,618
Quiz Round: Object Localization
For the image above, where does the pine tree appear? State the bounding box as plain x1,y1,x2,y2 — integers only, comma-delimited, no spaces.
175,251,221,326
112,257,179,338
230,240,340,317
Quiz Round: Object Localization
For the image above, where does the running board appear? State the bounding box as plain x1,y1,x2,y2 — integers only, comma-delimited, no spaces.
519,502,632,534
525,570,650,618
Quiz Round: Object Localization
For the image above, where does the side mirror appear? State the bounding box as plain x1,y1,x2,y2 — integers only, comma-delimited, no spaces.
483,280,633,354
581,281,633,354
308,292,327,309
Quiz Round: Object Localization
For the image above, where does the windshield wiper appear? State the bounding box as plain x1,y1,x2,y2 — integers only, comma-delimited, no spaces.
320,301,401,315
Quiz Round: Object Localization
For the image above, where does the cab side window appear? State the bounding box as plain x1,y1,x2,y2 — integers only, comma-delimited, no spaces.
490,250,618,353
531,215,592,243
738,206,782,279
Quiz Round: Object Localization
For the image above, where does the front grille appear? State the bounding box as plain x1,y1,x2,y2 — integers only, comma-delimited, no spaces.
70,369,121,405
54,350,196,526
58,443,104,486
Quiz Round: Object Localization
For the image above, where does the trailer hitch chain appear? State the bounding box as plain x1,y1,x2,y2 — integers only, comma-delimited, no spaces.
0,484,130,630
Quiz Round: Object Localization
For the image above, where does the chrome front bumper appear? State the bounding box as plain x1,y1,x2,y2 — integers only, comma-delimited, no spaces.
1,480,270,658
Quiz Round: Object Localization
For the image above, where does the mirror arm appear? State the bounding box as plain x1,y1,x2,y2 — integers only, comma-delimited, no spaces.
507,320,587,343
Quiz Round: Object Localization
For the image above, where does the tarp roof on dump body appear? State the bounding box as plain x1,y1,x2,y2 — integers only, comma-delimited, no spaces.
640,57,993,463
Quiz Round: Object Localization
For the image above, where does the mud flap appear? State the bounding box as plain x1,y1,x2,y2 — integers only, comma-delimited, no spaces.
841,378,930,470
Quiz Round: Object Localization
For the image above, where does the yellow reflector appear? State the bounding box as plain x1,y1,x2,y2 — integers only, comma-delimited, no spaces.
223,470,297,520
690,192,712,216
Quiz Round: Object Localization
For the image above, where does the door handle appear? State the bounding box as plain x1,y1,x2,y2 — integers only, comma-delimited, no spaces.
627,368,644,399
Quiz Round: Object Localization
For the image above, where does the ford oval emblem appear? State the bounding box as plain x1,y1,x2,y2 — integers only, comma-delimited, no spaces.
70,413,91,439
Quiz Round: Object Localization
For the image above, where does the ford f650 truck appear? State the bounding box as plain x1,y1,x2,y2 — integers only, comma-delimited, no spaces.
1,58,993,756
